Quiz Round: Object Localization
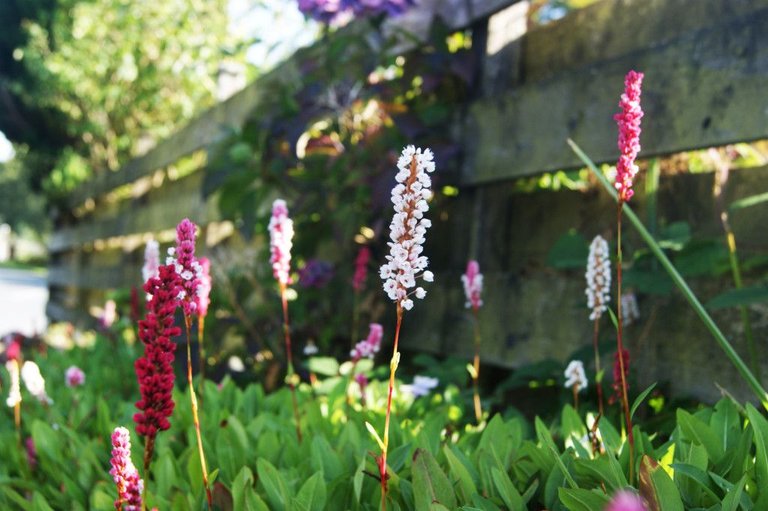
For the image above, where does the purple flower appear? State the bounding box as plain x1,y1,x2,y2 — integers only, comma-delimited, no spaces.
352,246,371,292
65,366,85,387
299,259,334,288
297,0,416,24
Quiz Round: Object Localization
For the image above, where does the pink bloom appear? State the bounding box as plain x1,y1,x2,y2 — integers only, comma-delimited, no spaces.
461,260,483,310
109,427,144,511
98,299,117,330
613,70,644,202
350,323,383,362
167,218,203,316
6,337,21,361
352,246,371,292
379,146,436,311
605,490,647,511
65,366,85,387
198,257,212,318
25,437,37,470
269,199,294,286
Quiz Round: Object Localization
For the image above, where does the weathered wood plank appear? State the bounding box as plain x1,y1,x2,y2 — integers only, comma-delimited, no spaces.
462,0,768,185
52,172,216,253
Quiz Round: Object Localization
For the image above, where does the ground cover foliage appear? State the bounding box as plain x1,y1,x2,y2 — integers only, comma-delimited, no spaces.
2,327,768,510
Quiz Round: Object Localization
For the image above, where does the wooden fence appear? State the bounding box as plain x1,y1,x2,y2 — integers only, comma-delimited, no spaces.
49,0,768,401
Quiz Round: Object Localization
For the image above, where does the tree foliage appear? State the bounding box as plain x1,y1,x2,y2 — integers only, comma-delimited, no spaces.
0,0,248,200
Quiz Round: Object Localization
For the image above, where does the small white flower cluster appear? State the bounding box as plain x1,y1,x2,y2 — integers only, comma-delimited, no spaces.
21,361,53,404
585,235,611,320
564,360,588,392
268,199,294,286
5,360,21,407
379,146,436,311
621,292,640,325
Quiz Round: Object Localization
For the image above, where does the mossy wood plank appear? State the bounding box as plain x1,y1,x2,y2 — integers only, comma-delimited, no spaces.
463,0,768,185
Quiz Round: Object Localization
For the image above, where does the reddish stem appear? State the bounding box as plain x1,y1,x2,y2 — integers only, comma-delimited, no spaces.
380,305,403,511
472,307,482,423
616,202,635,482
280,283,303,443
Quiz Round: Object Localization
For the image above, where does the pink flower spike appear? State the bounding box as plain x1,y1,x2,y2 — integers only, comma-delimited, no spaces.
613,70,644,202
198,257,212,318
142,240,160,286
65,366,85,387
352,245,371,292
109,427,144,511
461,260,483,310
350,323,384,362
269,199,294,286
168,218,202,316
605,490,647,511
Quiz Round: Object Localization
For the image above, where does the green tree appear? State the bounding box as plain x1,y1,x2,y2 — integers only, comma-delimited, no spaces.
1,0,248,200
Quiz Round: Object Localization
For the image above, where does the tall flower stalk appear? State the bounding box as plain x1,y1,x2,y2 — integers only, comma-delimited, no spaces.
134,264,180,478
269,199,303,443
167,219,212,508
461,260,484,422
376,145,435,508
109,426,144,511
586,234,610,418
612,69,644,482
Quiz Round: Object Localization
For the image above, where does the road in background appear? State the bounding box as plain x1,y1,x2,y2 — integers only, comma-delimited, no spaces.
0,268,47,337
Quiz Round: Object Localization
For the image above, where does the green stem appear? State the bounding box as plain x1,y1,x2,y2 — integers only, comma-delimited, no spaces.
280,284,303,443
568,139,768,411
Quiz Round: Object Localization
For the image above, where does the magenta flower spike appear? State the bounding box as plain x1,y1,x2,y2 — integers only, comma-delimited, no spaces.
605,490,647,511
461,260,483,311
133,264,180,468
613,70,644,202
167,218,202,317
109,426,144,511
352,245,371,292
269,199,294,287
379,145,436,312
350,323,383,362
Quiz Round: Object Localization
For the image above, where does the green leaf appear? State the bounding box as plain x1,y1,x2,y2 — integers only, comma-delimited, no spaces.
31,493,55,511
670,463,720,504
232,466,269,511
257,458,291,510
729,191,768,212
631,382,658,420
557,488,610,511
677,409,725,464
746,404,768,508
546,230,589,269
292,472,327,511
307,357,340,376
638,456,684,511
491,467,524,510
443,445,478,502
707,285,768,309
718,474,747,511
412,448,457,511
311,435,344,480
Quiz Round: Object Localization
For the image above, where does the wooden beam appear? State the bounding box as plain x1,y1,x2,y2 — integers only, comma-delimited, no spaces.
462,0,768,185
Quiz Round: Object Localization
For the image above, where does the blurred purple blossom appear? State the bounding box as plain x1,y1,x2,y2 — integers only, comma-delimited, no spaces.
299,259,335,288
298,0,416,24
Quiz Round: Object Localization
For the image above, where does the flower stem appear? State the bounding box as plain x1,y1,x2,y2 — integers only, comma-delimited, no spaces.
280,284,303,443
184,316,212,509
381,305,403,511
616,202,635,483
592,318,605,418
472,307,482,423
197,315,206,399
568,138,768,411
